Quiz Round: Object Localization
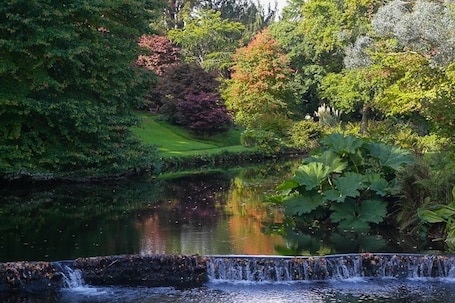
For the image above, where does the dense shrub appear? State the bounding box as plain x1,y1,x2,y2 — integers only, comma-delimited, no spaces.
287,120,323,150
240,129,284,154
272,133,414,231
249,112,293,136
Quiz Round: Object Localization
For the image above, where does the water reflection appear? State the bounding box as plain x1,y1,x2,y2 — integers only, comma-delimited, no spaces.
0,156,432,262
0,159,299,262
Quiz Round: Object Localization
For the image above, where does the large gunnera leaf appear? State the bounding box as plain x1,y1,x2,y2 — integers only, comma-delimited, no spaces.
321,133,364,155
330,199,387,231
366,142,414,170
283,193,324,216
293,162,331,190
305,150,347,173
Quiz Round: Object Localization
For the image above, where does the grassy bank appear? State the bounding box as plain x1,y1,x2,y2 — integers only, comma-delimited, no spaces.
132,112,253,158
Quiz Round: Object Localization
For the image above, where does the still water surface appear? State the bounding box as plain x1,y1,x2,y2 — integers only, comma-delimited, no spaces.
0,157,434,262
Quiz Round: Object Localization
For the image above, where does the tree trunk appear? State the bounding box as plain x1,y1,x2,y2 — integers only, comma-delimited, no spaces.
360,103,369,134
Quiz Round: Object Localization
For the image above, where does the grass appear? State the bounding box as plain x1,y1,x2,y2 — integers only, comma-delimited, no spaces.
132,112,250,157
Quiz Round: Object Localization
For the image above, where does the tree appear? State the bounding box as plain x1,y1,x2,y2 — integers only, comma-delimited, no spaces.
136,34,181,112
137,34,180,76
327,0,455,140
157,0,197,31
372,0,455,68
176,91,232,134
155,62,231,133
167,8,244,74
201,0,276,42
0,0,161,177
270,0,382,116
222,28,295,131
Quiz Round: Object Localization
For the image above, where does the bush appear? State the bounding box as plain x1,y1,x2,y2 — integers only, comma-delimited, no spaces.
156,63,220,124
287,120,323,150
368,119,445,155
249,112,292,136
240,129,284,154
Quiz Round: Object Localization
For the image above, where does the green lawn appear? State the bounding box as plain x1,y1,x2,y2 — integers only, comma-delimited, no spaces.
132,112,249,157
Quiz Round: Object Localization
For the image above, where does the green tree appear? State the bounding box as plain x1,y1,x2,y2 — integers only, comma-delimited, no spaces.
270,0,382,115
324,0,455,141
370,0,455,145
222,29,295,131
0,0,161,178
155,0,197,32
167,8,244,74
202,0,276,42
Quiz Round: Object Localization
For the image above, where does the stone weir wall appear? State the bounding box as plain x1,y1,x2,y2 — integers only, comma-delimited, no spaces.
0,261,63,294
0,254,207,294
1,253,455,294
72,254,208,287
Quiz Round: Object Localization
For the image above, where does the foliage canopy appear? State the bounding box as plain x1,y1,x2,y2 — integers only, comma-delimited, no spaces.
0,0,161,178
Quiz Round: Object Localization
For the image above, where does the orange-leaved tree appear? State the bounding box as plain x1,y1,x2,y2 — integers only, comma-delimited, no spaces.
222,29,296,133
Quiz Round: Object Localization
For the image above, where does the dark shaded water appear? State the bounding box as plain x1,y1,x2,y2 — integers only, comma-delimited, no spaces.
0,158,434,262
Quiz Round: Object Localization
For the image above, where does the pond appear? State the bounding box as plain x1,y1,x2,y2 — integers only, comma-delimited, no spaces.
0,157,434,262
1,157,454,303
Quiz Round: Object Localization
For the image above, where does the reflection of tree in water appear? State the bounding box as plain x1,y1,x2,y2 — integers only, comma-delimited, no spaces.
155,172,232,226
0,176,163,261
262,220,429,256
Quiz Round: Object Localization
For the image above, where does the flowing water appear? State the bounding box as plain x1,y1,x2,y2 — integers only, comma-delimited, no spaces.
1,157,453,302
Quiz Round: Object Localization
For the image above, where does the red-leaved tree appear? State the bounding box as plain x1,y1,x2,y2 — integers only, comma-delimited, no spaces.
176,91,232,134
157,62,232,134
137,34,180,76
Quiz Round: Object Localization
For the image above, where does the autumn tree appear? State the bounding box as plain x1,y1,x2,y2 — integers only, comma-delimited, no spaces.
136,34,181,112
137,34,180,76
0,0,161,178
222,29,295,131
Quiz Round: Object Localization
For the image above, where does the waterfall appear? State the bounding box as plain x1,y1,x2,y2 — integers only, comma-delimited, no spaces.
206,254,455,282
61,266,85,289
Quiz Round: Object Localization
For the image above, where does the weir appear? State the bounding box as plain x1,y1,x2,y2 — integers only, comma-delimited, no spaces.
2,253,455,294
205,254,455,282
